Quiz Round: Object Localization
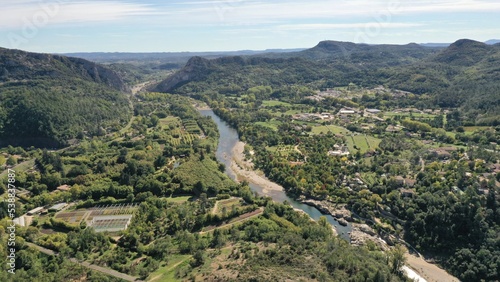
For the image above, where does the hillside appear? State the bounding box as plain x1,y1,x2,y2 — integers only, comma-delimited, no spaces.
297,40,441,66
387,39,500,124
0,48,131,147
156,39,500,125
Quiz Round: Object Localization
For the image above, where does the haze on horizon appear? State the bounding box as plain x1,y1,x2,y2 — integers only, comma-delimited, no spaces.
0,0,499,53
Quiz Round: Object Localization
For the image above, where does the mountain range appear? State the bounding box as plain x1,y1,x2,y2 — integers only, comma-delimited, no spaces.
0,38,499,148
154,39,500,125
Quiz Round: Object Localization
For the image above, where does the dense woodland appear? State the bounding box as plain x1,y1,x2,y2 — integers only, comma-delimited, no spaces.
0,48,131,148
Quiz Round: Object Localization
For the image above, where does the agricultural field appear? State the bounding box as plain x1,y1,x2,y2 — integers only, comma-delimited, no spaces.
54,203,139,226
183,119,203,134
384,112,436,119
54,210,87,224
346,134,381,153
214,198,243,215
159,116,181,128
267,145,296,157
311,125,351,135
255,120,282,131
261,100,293,107
165,195,192,203
360,172,379,186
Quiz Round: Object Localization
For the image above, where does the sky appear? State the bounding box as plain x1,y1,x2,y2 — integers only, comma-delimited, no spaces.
0,0,499,53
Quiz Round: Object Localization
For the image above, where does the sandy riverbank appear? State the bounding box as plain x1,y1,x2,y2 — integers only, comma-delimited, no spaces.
230,141,284,195
405,253,459,282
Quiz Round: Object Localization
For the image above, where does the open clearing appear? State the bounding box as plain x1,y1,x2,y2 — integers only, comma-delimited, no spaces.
311,125,351,135
346,135,381,153
148,254,191,282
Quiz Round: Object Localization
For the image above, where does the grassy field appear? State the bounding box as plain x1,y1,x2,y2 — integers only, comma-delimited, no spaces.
311,125,351,135
159,116,181,127
148,254,191,282
262,100,293,107
165,196,192,203
346,135,381,153
255,120,282,131
384,112,436,118
215,198,242,215
267,145,296,157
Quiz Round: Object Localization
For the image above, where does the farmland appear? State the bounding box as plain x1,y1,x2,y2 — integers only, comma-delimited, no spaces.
54,203,139,226
346,135,381,153
311,125,351,135
214,197,243,215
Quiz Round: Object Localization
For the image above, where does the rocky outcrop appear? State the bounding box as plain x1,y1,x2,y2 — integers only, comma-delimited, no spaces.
301,199,353,222
350,223,388,250
154,56,212,92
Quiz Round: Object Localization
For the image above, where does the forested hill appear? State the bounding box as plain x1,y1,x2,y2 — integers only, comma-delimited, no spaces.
296,40,442,65
155,39,500,125
387,39,500,124
0,48,131,148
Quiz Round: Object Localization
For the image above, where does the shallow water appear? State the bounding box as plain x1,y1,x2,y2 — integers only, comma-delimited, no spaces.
200,109,352,240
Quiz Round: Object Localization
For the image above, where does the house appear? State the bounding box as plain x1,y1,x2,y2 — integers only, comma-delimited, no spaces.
339,110,356,115
394,176,405,185
386,125,402,132
27,207,44,215
404,178,416,187
328,145,350,156
57,184,71,192
48,203,67,212
400,188,416,198
366,109,381,114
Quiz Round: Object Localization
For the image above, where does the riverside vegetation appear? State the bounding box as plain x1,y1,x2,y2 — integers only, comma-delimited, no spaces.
0,39,499,281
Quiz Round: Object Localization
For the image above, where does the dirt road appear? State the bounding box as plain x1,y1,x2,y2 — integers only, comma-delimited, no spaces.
26,242,142,282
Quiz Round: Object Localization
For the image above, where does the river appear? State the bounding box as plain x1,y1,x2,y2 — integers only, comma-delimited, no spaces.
200,109,352,240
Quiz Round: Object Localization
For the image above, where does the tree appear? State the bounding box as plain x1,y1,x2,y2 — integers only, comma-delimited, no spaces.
191,250,205,267
6,156,16,166
387,245,406,275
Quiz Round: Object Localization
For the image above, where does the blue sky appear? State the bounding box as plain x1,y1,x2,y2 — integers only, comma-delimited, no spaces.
0,0,499,53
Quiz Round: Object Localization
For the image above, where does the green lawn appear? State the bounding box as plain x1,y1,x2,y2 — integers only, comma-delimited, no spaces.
262,100,292,107
346,135,381,153
165,196,192,203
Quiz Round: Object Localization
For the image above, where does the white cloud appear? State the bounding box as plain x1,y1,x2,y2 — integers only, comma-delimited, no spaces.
1,0,499,30
277,23,425,31
0,1,156,29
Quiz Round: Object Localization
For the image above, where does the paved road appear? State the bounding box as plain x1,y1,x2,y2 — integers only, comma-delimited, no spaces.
26,242,142,282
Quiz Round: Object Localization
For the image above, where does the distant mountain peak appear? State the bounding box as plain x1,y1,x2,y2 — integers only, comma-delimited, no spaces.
449,38,485,48
485,39,500,45
433,38,491,66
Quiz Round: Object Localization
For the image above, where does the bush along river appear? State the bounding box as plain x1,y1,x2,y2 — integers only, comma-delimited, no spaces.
200,109,352,240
